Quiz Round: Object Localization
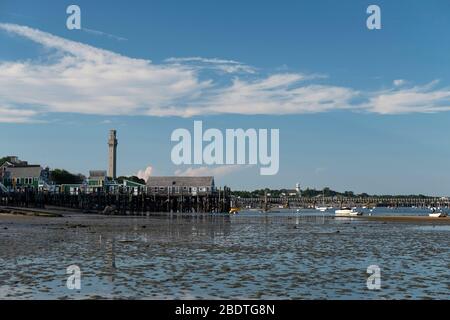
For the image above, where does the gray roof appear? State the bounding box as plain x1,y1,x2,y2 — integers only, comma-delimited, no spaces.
89,170,107,177
4,165,43,178
146,176,214,187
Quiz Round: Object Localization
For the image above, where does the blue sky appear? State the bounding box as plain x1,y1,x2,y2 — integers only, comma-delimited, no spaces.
1,0,450,195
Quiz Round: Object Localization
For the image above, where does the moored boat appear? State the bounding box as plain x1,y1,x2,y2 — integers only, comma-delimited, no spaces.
429,210,447,218
335,207,362,216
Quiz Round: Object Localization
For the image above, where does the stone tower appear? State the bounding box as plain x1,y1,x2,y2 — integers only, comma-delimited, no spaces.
108,130,118,179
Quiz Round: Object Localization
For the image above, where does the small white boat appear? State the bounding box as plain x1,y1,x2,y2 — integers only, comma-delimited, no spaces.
316,206,328,212
429,212,447,218
335,207,362,217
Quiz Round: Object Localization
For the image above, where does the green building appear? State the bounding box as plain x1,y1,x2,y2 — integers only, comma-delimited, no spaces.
2,165,49,189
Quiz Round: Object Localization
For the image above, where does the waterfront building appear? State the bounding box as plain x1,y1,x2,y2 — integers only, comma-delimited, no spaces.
146,176,215,195
59,184,84,195
0,156,28,180
87,170,108,193
122,179,147,195
2,165,50,189
86,170,122,193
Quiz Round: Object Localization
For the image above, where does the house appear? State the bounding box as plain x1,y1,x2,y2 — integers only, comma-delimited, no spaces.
146,176,215,195
59,184,86,195
86,170,121,193
0,156,28,180
86,170,108,193
2,165,49,189
122,179,147,195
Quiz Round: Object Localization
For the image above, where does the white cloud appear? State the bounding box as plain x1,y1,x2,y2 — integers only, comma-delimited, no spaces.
0,23,211,119
0,105,39,123
0,23,449,121
0,23,360,121
174,165,248,177
136,165,153,182
367,81,450,114
186,75,358,116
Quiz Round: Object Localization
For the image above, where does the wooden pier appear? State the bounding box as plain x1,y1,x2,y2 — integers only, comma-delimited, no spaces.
0,188,232,215
234,196,450,209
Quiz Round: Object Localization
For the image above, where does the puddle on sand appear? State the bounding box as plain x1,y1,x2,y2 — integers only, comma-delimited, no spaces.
0,213,449,299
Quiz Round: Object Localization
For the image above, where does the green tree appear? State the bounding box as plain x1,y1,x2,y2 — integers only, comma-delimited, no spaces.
50,169,84,185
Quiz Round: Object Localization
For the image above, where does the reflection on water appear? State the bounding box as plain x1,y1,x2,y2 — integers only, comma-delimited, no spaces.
0,212,448,299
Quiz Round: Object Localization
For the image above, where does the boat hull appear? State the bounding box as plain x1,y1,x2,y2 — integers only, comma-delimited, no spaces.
335,209,362,217
429,213,447,218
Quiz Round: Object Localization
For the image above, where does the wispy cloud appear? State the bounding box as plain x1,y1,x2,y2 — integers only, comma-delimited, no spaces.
165,56,256,74
367,81,450,114
0,23,449,123
0,105,39,123
82,27,128,41
174,165,249,177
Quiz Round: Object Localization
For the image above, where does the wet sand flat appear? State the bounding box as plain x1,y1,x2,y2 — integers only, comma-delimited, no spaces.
0,212,449,300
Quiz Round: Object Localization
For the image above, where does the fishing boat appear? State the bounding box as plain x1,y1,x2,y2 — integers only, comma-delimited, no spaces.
229,207,240,214
335,207,362,217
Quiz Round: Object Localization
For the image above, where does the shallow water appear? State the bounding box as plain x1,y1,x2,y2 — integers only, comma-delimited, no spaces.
0,212,448,299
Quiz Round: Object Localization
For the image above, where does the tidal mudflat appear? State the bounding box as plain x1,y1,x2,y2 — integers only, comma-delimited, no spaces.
0,211,449,299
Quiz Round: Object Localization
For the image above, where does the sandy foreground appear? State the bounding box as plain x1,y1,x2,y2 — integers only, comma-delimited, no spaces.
0,207,449,299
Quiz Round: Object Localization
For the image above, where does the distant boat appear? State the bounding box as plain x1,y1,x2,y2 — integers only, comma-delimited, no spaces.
229,207,239,214
429,212,447,218
429,209,447,218
335,207,362,217
316,206,327,212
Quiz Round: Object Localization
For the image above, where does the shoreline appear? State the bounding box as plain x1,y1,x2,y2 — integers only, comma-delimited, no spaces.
1,205,450,224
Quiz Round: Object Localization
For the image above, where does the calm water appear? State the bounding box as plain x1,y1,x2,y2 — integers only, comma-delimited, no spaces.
0,209,449,299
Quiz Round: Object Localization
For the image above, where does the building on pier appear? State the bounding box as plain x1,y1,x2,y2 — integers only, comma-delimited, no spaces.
1,165,50,190
146,176,215,196
0,156,28,180
122,179,147,195
86,170,119,193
